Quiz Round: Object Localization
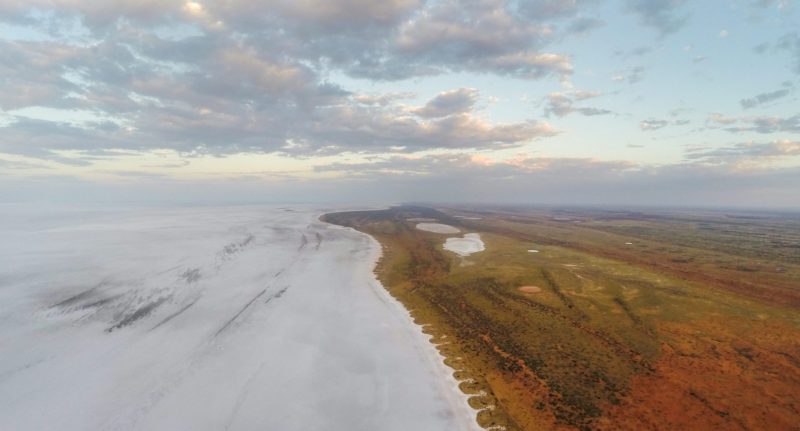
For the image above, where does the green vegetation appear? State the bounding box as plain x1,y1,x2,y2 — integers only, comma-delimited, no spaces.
323,206,800,431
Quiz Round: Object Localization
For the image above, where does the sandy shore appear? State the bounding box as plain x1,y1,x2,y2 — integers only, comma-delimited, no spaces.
359,230,481,431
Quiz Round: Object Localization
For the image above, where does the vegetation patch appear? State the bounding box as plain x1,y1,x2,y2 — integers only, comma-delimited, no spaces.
323,206,800,431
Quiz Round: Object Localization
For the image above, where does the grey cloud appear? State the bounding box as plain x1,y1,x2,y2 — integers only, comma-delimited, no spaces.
0,40,86,110
235,0,576,81
0,0,583,163
686,140,800,164
270,0,422,29
777,32,800,74
389,0,574,80
578,107,614,116
626,0,689,35
5,0,581,82
0,117,150,163
741,114,800,134
315,153,636,179
707,113,738,125
753,33,800,75
573,90,602,100
544,91,612,117
354,92,415,106
4,154,799,208
294,108,557,154
612,66,645,84
1,84,553,161
518,0,599,20
753,42,770,54
517,1,605,35
710,113,800,134
412,88,478,118
640,119,669,131
307,152,800,207
753,0,791,10
669,107,692,117
740,88,792,109
639,117,691,131
0,157,51,170
0,0,184,30
566,17,604,34
614,46,652,58
544,93,575,117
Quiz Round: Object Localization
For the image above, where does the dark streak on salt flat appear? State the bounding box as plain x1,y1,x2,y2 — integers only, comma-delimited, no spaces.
264,287,289,304
150,297,200,331
52,283,105,308
214,288,268,337
0,206,476,431
107,296,170,332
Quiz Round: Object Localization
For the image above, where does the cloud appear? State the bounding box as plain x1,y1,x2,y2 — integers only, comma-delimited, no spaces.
1,97,556,161
614,46,652,58
639,119,669,131
411,88,479,118
638,116,692,131
566,17,604,34
0,0,798,209
707,113,739,125
391,0,574,80
754,33,800,75
354,92,414,106
307,152,800,207
518,0,600,20
753,42,770,54
573,90,602,100
708,113,800,134
314,153,637,180
776,32,800,74
741,114,800,134
4,150,800,208
0,40,85,110
0,157,51,170
544,91,612,117
626,0,689,35
296,109,557,154
270,0,421,28
686,140,800,165
612,66,645,84
740,88,792,109
0,0,596,164
753,0,791,10
544,93,574,117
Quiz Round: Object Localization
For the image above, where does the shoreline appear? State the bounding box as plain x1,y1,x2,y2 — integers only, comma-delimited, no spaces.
322,212,482,431
363,233,482,431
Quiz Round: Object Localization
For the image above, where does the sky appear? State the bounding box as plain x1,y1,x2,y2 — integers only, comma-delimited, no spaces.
0,0,799,208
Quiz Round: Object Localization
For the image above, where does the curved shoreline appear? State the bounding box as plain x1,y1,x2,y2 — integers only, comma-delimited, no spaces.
363,233,482,431
323,213,482,431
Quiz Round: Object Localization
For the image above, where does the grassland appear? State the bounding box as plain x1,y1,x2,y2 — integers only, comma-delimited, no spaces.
322,206,800,431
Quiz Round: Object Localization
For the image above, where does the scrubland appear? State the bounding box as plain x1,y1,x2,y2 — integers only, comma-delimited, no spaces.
324,205,800,431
